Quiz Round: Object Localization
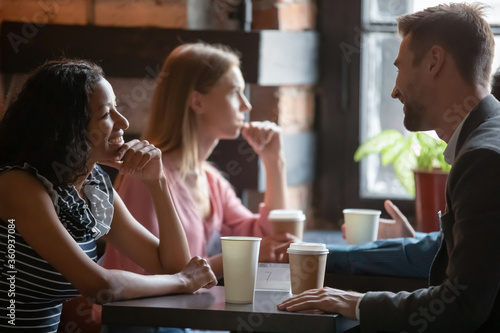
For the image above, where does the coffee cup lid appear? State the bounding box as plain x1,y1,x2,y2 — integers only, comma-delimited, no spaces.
220,236,262,242
343,209,381,216
287,242,329,254
268,209,306,221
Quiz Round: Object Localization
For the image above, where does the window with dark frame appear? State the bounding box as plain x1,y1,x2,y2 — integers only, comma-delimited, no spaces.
315,0,500,226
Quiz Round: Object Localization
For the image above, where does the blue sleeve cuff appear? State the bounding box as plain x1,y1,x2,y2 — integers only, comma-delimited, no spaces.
326,232,441,278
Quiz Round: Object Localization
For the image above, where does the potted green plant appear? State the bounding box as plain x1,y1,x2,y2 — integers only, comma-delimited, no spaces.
354,130,451,232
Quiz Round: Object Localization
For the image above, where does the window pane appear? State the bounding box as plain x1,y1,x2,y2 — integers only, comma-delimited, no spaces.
413,0,500,25
364,0,500,25
359,32,411,199
362,0,411,25
492,36,500,76
359,32,500,200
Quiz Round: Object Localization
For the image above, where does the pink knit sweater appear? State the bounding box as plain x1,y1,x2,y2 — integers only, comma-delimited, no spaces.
101,154,271,274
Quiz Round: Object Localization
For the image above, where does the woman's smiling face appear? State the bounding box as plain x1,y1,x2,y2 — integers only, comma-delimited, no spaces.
86,78,129,164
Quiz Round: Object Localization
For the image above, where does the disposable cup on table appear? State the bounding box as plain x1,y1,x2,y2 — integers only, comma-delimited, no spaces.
287,242,329,295
221,236,261,304
343,209,381,245
268,209,306,241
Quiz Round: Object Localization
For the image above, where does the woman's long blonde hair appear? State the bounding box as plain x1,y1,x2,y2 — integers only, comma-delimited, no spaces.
144,43,240,178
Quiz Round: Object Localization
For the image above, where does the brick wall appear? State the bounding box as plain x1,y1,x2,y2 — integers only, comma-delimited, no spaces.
250,85,315,134
252,0,316,31
2,0,89,25
94,0,187,27
250,0,317,226
0,0,319,227
1,0,189,27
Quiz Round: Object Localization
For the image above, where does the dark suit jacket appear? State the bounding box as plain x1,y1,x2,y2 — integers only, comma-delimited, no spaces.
359,95,500,333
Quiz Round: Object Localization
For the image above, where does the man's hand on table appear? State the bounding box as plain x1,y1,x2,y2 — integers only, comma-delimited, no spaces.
277,287,363,320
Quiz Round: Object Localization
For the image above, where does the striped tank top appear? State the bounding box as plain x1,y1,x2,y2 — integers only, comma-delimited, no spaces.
0,164,114,332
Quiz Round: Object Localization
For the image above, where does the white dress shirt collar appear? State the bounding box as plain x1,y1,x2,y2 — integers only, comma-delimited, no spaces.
443,113,470,166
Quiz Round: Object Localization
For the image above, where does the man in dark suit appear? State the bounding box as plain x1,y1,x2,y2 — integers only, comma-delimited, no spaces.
279,3,500,332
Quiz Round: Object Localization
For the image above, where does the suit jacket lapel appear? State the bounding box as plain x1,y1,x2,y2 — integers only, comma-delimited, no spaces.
431,95,500,286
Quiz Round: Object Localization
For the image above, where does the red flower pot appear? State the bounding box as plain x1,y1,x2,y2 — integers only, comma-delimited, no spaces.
414,169,448,232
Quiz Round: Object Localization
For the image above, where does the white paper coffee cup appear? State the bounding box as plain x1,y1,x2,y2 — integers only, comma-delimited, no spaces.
221,236,261,304
343,209,381,245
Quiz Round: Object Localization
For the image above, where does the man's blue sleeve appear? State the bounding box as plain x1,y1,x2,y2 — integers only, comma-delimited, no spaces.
326,232,441,278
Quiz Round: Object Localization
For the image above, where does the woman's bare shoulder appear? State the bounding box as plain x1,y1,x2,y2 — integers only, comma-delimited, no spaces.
0,169,54,217
0,168,46,190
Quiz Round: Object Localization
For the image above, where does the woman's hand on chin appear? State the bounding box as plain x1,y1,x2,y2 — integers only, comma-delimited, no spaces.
241,121,284,161
99,139,164,181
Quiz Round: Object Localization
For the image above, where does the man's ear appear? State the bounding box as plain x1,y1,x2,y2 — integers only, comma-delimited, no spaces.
428,45,445,77
189,90,204,114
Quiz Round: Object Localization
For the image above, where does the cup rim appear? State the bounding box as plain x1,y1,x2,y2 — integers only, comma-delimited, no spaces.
220,236,262,242
342,208,381,215
287,242,329,254
268,209,306,221
287,249,329,255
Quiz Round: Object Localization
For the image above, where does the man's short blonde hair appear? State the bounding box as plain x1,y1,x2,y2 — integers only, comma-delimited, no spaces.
397,2,494,87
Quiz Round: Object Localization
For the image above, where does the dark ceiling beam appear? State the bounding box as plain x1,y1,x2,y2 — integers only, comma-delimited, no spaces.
0,21,318,86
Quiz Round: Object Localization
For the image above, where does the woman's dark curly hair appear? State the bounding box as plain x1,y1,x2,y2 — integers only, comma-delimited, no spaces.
0,59,104,186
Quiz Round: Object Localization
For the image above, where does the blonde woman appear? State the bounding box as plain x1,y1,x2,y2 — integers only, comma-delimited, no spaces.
102,43,295,278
